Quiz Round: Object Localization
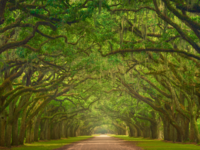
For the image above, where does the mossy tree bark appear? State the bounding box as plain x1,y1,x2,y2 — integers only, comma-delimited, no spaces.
34,111,43,141
0,112,7,146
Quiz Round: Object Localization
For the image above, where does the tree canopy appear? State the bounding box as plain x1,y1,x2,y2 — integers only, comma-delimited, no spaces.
0,0,200,148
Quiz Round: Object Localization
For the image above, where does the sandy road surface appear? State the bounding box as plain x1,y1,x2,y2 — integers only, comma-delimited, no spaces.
54,135,142,150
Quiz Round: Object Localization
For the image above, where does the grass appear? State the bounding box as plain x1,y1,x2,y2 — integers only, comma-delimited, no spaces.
113,135,200,150
6,136,92,150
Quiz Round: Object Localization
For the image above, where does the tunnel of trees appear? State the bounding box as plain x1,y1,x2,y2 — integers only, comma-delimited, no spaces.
0,0,200,148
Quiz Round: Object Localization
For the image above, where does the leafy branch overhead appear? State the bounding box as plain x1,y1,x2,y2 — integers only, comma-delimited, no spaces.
0,0,200,148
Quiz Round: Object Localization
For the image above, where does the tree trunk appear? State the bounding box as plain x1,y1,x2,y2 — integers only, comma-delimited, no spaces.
76,128,80,136
172,124,184,142
191,114,200,143
5,101,14,148
5,123,12,148
50,123,54,139
171,124,176,142
139,127,144,137
183,118,189,141
25,121,32,143
134,124,141,137
30,118,36,142
58,123,62,139
44,120,48,140
34,115,42,141
163,119,171,141
12,117,19,146
65,124,70,138
150,122,158,139
61,121,65,138
143,127,150,138
128,125,134,137
66,126,70,137
40,120,45,140
132,125,137,137
74,124,79,137
70,126,75,137
55,123,60,139
46,120,51,140
157,118,163,139
19,108,27,145
0,113,6,146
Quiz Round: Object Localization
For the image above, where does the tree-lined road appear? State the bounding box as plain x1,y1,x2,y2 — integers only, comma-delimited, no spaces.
1,0,200,148
55,135,141,150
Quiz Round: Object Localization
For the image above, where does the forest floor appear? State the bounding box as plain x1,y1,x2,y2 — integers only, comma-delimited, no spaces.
114,135,200,150
0,136,92,150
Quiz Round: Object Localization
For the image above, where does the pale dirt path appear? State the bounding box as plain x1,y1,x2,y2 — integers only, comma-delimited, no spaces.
54,135,142,150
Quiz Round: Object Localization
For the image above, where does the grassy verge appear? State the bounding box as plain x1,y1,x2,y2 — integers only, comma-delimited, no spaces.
113,135,200,150
6,136,92,150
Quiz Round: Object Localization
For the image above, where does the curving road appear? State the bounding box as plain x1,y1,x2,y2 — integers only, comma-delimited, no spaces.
55,135,142,150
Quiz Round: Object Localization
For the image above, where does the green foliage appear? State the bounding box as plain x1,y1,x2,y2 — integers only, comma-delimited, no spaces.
30,9,45,15
93,13,118,42
152,52,159,60
108,55,123,65
16,47,29,58
1,0,200,145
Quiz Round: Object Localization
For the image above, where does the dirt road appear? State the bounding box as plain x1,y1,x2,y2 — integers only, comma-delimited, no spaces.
54,135,142,150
